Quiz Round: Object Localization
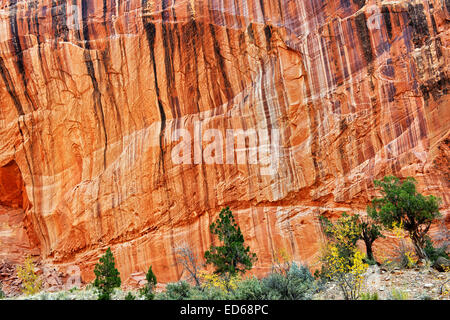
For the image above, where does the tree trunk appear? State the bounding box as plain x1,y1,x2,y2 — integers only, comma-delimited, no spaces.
365,240,375,261
411,233,427,260
363,237,375,262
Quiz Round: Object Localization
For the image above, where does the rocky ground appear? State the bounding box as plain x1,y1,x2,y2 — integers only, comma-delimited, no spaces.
315,265,449,300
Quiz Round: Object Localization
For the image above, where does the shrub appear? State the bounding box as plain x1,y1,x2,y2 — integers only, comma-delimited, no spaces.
318,213,369,299
139,265,157,300
424,238,449,263
390,222,417,269
360,292,379,300
0,282,4,299
321,245,368,300
368,176,441,260
159,281,192,300
389,288,410,300
271,248,292,276
199,271,241,292
232,277,266,300
319,213,361,264
204,207,257,288
93,248,121,300
261,263,317,300
188,286,232,300
125,292,135,300
17,256,42,296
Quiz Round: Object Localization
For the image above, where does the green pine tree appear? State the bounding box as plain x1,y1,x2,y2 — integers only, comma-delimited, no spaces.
204,207,257,285
93,247,121,300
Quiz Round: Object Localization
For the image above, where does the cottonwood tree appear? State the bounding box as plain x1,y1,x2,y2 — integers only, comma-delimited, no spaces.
204,207,257,286
368,176,441,260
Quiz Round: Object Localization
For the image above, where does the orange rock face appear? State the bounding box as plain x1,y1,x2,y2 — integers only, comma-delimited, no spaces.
0,0,449,285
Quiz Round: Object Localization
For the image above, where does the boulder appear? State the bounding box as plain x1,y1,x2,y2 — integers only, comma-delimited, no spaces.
432,257,450,272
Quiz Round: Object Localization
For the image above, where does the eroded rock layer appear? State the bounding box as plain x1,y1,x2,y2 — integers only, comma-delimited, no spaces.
0,0,449,284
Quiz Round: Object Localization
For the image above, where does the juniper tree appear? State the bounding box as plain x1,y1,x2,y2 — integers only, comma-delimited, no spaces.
368,176,441,260
358,215,384,263
93,247,121,300
204,207,257,285
139,265,157,300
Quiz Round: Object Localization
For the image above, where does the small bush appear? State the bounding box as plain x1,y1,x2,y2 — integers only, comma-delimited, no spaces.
424,238,449,263
320,245,368,300
158,281,192,300
139,265,157,300
199,271,242,293
389,222,417,269
360,292,379,300
17,256,42,296
0,282,5,299
364,257,378,266
188,286,231,300
261,263,317,300
397,250,417,269
125,292,135,300
231,277,266,300
389,288,410,300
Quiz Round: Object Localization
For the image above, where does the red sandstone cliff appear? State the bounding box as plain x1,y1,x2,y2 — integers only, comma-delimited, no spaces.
0,0,449,286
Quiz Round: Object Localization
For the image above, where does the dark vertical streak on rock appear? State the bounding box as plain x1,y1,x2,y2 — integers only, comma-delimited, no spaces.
209,24,233,101
17,119,50,252
161,1,179,119
101,0,122,141
72,0,82,42
0,56,24,115
264,25,272,51
355,13,374,64
51,0,69,46
9,0,36,111
259,0,266,18
31,1,42,45
142,1,166,172
407,3,430,49
82,0,108,169
382,6,392,40
182,17,201,114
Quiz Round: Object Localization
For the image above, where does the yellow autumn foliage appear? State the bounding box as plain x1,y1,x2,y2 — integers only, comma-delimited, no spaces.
198,270,241,292
16,256,42,296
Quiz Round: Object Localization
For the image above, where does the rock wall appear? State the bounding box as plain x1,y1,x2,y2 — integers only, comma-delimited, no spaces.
0,0,448,284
